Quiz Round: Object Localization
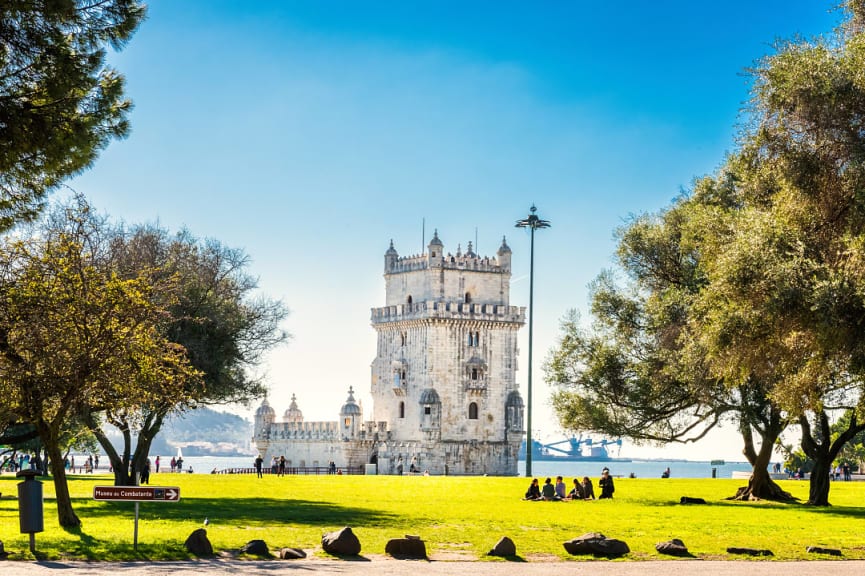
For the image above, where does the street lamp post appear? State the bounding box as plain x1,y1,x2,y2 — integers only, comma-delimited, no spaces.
516,205,550,478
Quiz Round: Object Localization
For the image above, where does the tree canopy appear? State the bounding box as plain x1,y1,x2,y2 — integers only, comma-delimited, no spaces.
548,0,865,504
86,224,288,486
0,198,199,526
0,0,145,230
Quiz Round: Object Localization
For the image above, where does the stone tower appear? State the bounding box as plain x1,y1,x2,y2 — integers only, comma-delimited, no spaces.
370,231,526,475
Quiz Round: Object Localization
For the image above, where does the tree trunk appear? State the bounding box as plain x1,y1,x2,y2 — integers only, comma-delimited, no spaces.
801,410,865,506
131,411,165,481
808,458,832,506
41,428,81,527
729,417,795,502
83,411,134,486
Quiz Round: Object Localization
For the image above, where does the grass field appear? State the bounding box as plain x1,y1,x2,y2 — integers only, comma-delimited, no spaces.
0,472,863,561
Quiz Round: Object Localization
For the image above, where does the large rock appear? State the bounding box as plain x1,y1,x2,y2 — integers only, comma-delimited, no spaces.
563,533,630,557
385,536,427,559
679,496,707,505
656,538,690,557
184,528,213,557
322,526,362,556
279,547,307,559
0,540,10,559
240,539,270,557
487,536,517,557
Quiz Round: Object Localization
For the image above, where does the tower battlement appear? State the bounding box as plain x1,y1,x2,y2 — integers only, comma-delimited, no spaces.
371,301,525,325
387,251,508,274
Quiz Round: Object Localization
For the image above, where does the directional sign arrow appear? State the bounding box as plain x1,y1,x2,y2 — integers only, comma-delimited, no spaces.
93,486,181,502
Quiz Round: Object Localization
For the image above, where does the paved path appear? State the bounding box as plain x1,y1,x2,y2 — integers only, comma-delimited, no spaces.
3,559,865,575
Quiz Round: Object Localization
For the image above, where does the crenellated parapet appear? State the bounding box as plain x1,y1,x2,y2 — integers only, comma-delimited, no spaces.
387,253,508,275
371,301,525,325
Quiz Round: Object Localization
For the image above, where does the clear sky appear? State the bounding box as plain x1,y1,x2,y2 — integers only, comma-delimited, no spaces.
69,1,842,461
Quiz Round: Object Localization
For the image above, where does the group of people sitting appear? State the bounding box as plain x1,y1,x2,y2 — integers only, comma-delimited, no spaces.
523,468,616,501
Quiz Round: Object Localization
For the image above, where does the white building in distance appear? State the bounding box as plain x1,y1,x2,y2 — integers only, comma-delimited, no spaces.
254,232,526,475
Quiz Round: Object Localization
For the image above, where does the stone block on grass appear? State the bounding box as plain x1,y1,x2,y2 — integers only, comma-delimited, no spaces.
487,536,516,557
563,533,630,557
184,528,213,557
385,537,427,559
240,539,270,557
322,526,361,556
806,546,842,556
279,547,307,559
727,547,774,556
656,538,690,557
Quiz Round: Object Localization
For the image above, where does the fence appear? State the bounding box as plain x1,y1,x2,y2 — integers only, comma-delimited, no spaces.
213,466,365,475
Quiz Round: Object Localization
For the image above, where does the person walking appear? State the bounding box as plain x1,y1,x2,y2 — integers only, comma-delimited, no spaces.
254,454,264,478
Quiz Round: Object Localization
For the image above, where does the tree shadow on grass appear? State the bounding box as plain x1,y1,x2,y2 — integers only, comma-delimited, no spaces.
76,496,399,528
60,525,154,561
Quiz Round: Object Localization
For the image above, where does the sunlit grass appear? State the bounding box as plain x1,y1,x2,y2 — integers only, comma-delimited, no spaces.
0,472,863,561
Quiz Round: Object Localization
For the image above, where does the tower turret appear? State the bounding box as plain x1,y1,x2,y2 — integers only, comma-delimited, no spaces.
385,240,398,273
427,230,443,268
340,386,362,439
254,397,275,437
497,236,512,271
283,393,303,423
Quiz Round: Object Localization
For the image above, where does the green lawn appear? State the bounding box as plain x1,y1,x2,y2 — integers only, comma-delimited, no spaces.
0,472,863,561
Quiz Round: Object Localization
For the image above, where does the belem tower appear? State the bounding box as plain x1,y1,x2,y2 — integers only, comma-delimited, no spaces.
253,232,526,475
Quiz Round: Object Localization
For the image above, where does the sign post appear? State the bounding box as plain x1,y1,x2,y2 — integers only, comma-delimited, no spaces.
94,486,180,549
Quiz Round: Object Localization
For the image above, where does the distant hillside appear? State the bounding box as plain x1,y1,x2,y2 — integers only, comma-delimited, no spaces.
104,407,254,457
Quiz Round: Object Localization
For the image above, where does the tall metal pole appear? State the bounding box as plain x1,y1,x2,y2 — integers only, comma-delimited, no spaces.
516,205,550,478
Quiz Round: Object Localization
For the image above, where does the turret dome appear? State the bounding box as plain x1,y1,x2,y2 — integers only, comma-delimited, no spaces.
283,393,303,423
497,236,511,254
255,398,275,417
340,386,362,415
428,230,443,247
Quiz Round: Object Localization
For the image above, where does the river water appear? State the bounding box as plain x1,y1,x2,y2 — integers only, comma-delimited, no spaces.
136,456,758,479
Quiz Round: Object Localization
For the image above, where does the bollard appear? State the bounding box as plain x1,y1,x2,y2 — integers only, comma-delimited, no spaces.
17,469,44,554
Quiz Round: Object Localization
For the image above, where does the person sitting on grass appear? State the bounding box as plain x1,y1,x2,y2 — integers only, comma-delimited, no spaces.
541,477,560,501
555,475,567,500
567,477,584,500
523,478,542,500
581,476,595,499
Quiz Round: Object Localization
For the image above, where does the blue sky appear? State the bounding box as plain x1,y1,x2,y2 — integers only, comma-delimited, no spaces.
69,1,842,460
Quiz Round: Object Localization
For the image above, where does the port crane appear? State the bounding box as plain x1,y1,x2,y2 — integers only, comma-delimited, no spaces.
540,436,622,458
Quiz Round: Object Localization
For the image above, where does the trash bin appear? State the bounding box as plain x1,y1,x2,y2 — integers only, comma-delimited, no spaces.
17,469,44,534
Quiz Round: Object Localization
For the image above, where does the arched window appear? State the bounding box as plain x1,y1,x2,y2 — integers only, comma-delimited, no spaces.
465,292,472,303
400,332,407,346
468,402,478,420
471,368,479,381
407,295,413,304
399,401,405,418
